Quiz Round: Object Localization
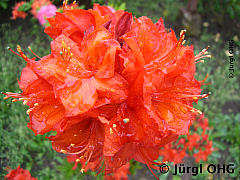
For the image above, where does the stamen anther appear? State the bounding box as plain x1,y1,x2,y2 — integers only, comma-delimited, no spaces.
123,118,129,123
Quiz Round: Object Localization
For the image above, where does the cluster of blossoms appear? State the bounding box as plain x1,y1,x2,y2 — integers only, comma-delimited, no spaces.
5,2,210,179
12,0,79,26
68,115,212,178
11,1,28,20
159,115,213,164
4,166,37,180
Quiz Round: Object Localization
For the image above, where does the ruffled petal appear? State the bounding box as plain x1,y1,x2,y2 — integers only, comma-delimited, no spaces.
18,66,40,92
56,77,97,116
80,26,120,78
95,73,128,106
45,10,95,44
28,103,65,134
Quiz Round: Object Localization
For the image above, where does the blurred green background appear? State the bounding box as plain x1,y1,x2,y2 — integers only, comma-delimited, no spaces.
0,0,239,179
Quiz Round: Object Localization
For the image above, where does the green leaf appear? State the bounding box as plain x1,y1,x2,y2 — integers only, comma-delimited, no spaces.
18,2,32,12
213,141,227,150
118,2,126,10
0,1,8,9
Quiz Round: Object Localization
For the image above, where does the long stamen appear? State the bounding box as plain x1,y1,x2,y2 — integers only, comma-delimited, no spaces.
2,92,22,99
139,147,161,167
66,143,90,155
199,74,208,84
28,46,41,59
95,163,104,176
154,98,203,115
195,60,204,64
7,47,22,58
145,161,160,180
86,150,93,164
152,92,209,101
195,46,211,61
144,30,186,73
8,45,33,62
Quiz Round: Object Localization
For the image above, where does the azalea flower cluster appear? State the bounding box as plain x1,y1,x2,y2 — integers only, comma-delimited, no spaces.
4,166,37,180
11,0,79,26
159,115,213,164
5,3,210,178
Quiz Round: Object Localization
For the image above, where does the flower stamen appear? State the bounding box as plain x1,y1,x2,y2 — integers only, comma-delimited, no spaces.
28,46,41,59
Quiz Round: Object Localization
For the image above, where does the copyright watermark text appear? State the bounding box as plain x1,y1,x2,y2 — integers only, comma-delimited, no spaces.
159,163,236,176
228,40,235,78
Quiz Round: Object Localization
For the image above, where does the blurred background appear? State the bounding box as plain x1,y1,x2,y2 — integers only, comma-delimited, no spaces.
0,0,239,179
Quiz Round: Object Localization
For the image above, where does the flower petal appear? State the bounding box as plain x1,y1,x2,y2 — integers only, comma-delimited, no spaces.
57,77,98,116
28,103,65,134
95,73,128,106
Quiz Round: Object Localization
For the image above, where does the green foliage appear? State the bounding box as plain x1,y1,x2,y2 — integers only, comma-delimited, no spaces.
17,2,32,12
198,0,240,20
108,1,126,11
129,160,142,175
92,0,105,5
92,0,126,11
120,0,183,22
208,114,240,178
56,158,87,180
56,158,105,180
0,0,9,9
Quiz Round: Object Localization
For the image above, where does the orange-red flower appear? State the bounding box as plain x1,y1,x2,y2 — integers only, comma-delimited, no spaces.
11,1,28,20
193,141,213,163
158,143,186,164
5,166,37,180
159,116,213,164
4,3,210,179
44,3,132,44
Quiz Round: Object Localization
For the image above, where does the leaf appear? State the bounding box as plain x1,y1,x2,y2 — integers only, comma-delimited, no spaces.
18,2,31,12
213,141,227,150
0,1,8,9
118,2,126,10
